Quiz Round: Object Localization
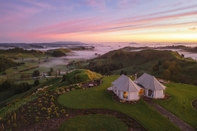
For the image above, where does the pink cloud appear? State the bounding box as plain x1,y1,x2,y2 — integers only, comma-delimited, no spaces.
28,9,197,36
2,1,197,42
148,4,197,17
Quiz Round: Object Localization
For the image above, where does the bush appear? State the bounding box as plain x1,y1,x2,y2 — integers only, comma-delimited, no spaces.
34,80,40,86
32,70,40,77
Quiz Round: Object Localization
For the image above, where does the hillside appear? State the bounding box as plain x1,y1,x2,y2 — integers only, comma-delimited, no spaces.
61,69,102,85
87,49,197,85
46,48,71,57
0,47,44,55
0,57,21,72
88,49,180,74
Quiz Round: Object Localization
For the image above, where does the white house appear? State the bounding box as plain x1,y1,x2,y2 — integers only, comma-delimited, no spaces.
111,74,141,101
136,73,166,99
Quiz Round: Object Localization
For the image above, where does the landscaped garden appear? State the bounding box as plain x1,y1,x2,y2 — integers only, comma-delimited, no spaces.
0,73,196,131
0,75,145,131
58,75,181,131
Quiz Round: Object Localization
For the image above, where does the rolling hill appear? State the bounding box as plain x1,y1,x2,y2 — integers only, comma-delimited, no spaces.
86,49,197,85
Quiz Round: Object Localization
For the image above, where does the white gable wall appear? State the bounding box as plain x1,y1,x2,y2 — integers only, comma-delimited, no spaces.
112,85,140,101
154,90,165,99
128,92,140,101
144,89,164,99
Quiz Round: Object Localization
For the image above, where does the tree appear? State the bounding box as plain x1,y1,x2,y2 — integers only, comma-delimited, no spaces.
34,80,40,86
0,80,13,91
163,69,171,80
120,70,127,75
32,70,40,77
15,82,31,94
168,64,176,74
152,64,159,72
62,75,67,81
50,68,53,73
48,71,52,76
158,60,162,66
162,61,171,69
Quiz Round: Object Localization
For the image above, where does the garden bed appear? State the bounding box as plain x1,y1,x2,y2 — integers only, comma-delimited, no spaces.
0,88,146,131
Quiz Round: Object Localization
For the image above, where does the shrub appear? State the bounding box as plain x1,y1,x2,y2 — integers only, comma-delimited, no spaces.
61,109,66,114
47,108,52,113
50,97,55,102
54,107,59,111
34,79,40,86
56,113,60,117
38,104,42,107
7,120,11,125
13,123,17,128
35,116,40,122
51,104,55,108
41,107,47,111
46,116,50,120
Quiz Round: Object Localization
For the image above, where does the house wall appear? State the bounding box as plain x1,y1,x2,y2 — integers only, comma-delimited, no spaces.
145,89,149,97
155,90,165,99
144,89,154,98
112,85,140,101
128,92,140,101
112,86,117,95
144,89,164,99
119,91,123,99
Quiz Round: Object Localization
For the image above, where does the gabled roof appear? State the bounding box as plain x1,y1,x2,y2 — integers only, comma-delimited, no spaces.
136,73,166,90
112,74,141,92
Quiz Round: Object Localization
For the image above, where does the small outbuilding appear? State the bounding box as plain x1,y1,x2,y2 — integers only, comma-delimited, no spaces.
136,73,166,99
111,74,141,101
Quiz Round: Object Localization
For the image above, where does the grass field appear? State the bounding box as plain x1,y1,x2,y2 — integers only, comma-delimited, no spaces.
58,114,128,131
156,83,197,128
58,75,181,131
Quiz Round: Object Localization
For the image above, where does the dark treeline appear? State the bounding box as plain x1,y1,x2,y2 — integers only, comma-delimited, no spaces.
0,80,32,95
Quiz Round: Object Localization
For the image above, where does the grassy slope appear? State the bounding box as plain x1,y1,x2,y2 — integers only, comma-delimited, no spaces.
59,114,128,131
58,75,180,131
0,77,60,117
156,83,197,128
0,69,101,109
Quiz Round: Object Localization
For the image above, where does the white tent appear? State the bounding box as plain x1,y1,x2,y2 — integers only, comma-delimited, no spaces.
111,74,141,101
136,73,166,99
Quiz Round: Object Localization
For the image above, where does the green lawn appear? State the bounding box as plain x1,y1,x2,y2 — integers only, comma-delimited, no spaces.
156,82,197,128
59,114,128,131
58,75,181,131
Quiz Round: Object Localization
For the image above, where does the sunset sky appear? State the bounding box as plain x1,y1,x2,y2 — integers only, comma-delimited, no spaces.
0,0,197,44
